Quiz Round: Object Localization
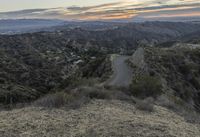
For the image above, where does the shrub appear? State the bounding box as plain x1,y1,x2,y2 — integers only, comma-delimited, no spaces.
130,75,162,98
33,92,75,108
77,86,111,100
157,95,178,110
190,77,200,90
88,90,109,99
135,97,154,112
0,85,40,105
184,111,200,124
33,86,113,109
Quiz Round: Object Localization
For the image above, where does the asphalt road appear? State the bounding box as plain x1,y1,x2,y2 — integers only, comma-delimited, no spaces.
108,55,133,87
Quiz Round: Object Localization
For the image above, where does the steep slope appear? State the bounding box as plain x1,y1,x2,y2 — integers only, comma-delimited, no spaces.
129,44,200,111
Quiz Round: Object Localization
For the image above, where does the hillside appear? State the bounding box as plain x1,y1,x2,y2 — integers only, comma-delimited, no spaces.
2,21,200,50
1,21,199,105
0,21,200,137
0,33,111,105
129,43,200,111
0,99,199,137
59,22,200,51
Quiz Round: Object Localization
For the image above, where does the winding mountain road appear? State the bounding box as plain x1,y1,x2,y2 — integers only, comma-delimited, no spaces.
107,55,133,87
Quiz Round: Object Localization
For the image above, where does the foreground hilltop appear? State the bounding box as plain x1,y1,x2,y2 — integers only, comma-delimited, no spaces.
0,99,199,137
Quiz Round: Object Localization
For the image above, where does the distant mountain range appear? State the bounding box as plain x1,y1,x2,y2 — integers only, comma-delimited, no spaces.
0,19,64,34
1,19,200,35
1,21,200,51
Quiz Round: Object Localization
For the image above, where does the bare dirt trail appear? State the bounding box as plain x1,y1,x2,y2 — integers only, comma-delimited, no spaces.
107,55,133,87
106,48,146,87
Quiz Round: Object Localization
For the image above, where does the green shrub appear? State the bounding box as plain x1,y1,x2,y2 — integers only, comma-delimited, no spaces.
0,85,40,105
130,75,162,98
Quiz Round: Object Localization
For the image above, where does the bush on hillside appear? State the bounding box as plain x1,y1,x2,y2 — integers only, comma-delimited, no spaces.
76,86,111,100
0,84,40,105
135,97,154,112
33,92,76,108
33,86,111,109
130,75,162,98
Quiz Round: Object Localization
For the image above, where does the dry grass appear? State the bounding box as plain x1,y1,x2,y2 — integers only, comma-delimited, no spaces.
0,100,200,137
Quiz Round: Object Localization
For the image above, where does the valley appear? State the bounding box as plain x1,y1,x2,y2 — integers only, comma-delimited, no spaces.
0,21,200,137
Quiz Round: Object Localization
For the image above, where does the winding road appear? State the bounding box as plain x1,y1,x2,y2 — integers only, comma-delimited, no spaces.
107,55,133,87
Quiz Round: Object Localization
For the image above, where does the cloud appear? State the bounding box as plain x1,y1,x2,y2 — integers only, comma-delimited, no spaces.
0,0,200,21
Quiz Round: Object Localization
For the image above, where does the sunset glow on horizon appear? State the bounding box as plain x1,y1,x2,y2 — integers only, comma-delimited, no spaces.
0,0,200,21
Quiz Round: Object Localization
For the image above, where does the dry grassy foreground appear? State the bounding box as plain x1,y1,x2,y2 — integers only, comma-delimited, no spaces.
0,100,200,137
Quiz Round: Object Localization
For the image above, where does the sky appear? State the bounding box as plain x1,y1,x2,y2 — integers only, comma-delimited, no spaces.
0,0,200,21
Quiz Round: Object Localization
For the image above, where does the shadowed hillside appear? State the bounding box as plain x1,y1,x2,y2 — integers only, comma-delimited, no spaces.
129,43,200,112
